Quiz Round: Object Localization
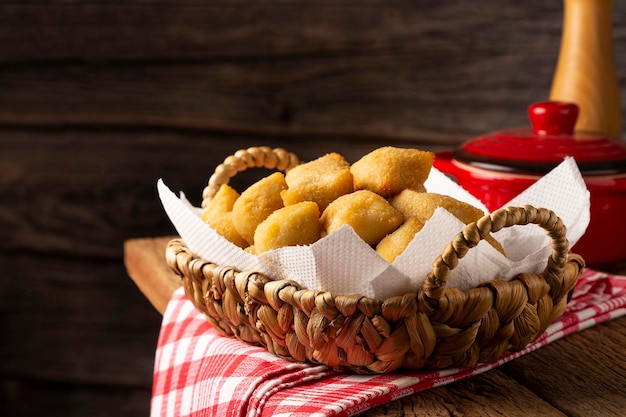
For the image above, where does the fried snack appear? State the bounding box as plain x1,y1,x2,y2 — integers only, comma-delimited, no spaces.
208,212,249,248
391,190,482,223
200,184,248,248
321,190,404,245
375,217,424,263
201,184,240,224
350,146,435,197
254,201,321,253
390,190,505,254
232,172,288,245
281,152,354,211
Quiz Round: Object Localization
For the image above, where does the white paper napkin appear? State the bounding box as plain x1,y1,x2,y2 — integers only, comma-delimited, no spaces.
158,157,590,299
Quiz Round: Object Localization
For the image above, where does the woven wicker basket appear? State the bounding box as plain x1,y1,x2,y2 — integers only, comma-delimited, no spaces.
166,146,585,374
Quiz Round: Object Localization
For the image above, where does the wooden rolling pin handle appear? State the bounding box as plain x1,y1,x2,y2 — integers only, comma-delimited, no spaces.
549,0,622,138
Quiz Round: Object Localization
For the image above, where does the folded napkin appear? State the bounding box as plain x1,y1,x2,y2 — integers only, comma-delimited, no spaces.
151,268,626,417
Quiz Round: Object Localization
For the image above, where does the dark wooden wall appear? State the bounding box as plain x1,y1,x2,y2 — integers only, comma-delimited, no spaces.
1,1,625,416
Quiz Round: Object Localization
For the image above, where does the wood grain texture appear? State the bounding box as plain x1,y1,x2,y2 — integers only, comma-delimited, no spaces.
0,2,568,141
1,2,624,141
124,237,180,315
0,54,549,141
0,128,440,257
3,1,626,415
361,371,566,417
0,252,161,385
504,318,626,417
0,2,563,61
1,377,151,417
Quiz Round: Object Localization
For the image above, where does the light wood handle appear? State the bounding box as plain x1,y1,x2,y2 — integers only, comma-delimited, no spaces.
549,0,622,137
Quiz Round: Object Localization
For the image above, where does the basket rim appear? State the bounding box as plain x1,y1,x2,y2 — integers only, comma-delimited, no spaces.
166,235,585,298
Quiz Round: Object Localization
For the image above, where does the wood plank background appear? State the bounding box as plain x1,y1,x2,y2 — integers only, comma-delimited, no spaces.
1,1,625,416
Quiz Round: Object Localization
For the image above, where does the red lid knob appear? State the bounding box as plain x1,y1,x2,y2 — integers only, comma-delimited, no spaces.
528,101,579,136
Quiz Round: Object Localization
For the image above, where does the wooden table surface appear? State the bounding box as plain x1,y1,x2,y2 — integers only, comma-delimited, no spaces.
124,236,626,416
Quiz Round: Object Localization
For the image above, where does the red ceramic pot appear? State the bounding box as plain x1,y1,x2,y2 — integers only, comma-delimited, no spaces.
433,101,626,265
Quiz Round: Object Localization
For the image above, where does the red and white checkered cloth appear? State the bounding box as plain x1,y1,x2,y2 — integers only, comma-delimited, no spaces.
151,268,626,417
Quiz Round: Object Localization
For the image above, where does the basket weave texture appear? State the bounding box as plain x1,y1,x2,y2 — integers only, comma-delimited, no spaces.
166,146,585,374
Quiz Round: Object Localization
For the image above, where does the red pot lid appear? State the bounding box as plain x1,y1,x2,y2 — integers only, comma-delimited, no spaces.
453,101,626,175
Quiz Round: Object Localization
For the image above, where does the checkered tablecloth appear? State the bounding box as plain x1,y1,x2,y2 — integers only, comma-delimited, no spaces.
151,268,626,417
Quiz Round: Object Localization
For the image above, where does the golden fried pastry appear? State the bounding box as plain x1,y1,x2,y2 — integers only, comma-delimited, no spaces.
200,184,248,248
281,152,354,211
375,217,424,263
320,190,404,245
232,172,288,245
391,190,483,224
254,201,321,253
201,184,240,224
203,146,506,261
350,146,435,197
208,212,249,248
390,190,505,254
